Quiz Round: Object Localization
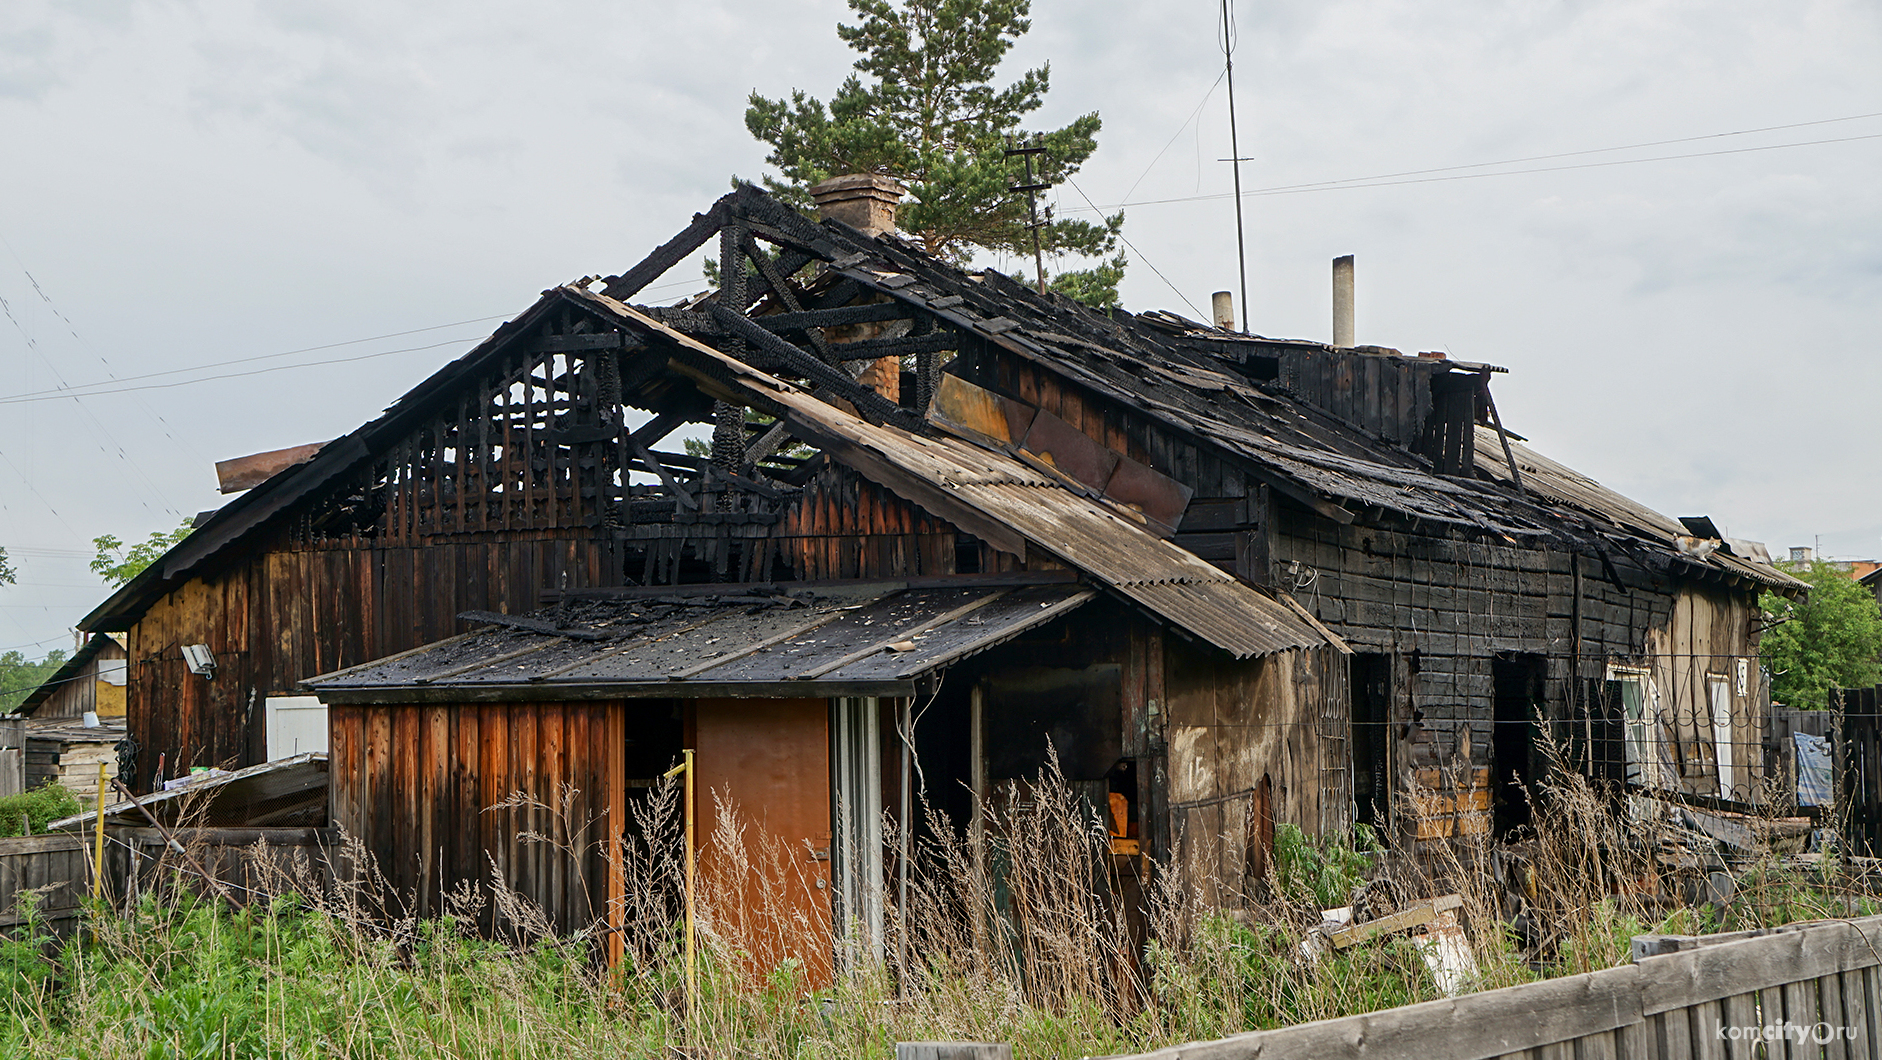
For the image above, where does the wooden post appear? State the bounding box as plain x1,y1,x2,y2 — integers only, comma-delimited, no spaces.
896,1044,1012,1060
92,761,108,899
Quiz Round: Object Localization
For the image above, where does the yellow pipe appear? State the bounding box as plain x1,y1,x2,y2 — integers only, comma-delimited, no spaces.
92,761,108,899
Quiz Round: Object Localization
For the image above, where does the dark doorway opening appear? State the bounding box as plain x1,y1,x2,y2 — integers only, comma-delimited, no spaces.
1492,654,1545,836
1350,653,1392,829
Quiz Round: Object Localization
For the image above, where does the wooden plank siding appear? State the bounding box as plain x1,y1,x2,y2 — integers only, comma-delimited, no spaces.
125,530,620,791
328,701,624,938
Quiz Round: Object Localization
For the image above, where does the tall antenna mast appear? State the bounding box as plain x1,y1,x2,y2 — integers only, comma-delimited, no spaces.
1221,0,1249,332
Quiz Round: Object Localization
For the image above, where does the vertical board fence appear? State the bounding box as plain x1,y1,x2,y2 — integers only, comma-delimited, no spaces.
1,827,335,936
1124,914,1882,1060
1839,687,1882,857
0,834,91,936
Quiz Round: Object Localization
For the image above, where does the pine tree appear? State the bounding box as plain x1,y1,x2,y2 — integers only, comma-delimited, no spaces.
745,0,1126,305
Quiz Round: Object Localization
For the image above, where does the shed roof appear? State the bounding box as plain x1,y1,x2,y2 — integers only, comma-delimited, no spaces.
309,580,1103,702
48,751,329,831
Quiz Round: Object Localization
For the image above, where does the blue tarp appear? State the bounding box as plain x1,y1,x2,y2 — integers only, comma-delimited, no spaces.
1795,731,1833,807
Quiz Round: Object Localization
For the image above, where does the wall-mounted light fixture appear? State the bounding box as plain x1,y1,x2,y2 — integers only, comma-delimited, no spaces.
181,644,216,680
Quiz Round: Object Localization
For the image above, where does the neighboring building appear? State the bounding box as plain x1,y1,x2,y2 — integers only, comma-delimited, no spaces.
12,633,127,721
8,633,131,801
82,181,1799,953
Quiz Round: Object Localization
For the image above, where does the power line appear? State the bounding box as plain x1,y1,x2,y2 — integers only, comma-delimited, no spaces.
1062,176,1207,321
1,316,511,404
1218,108,1882,195
1119,69,1226,206
0,275,708,408
1065,121,1882,213
0,335,481,407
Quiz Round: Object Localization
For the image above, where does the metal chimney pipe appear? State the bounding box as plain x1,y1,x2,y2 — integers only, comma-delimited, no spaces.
1211,291,1236,330
1332,254,1355,347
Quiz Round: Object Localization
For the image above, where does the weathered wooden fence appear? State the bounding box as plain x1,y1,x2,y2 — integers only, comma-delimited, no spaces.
1126,914,1882,1060
0,834,92,935
1838,687,1882,856
1,826,335,935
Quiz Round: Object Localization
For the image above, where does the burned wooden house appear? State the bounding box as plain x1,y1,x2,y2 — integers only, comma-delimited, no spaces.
86,177,1795,954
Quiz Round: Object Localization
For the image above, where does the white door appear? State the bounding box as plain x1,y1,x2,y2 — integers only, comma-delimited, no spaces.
1709,676,1734,800
265,695,329,760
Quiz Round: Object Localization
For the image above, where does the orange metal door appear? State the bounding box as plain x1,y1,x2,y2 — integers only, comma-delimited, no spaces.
693,697,834,988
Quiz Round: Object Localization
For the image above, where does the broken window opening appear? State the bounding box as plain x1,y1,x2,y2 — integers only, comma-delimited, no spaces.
1491,653,1544,838
1350,652,1392,829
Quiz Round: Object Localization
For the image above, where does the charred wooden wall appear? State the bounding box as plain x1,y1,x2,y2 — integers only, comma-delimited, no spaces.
125,528,619,790
776,464,966,580
952,341,1272,583
122,311,654,790
328,700,625,938
1269,506,1765,801
1164,641,1349,905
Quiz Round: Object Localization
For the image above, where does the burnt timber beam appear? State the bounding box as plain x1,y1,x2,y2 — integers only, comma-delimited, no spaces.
757,302,915,332
624,420,698,511
708,305,922,430
598,196,734,301
806,277,867,310
628,409,691,450
729,192,847,257
528,332,625,353
822,332,959,360
743,234,843,366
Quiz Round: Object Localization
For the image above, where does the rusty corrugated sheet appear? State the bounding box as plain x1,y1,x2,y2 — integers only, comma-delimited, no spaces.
307,582,1101,699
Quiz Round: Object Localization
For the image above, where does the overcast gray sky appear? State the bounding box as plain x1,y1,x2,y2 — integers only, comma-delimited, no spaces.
2,0,1878,656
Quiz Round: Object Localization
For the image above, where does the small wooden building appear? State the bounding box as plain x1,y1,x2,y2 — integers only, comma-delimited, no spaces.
13,633,127,722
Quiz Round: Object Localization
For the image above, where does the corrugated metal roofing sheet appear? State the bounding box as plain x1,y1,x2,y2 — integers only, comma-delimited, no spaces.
307,582,1099,699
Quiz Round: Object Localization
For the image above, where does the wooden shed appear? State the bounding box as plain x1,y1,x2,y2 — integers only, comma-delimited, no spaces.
13,633,127,722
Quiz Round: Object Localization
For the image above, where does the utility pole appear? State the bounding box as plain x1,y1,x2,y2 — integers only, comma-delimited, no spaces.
1005,138,1051,295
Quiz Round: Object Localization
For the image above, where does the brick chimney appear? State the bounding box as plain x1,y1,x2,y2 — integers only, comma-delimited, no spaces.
809,174,905,236
811,174,907,404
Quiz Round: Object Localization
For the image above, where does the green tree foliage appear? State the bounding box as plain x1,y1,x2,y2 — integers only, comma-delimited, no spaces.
1759,560,1882,709
0,546,14,586
745,0,1125,302
0,648,67,713
91,519,194,588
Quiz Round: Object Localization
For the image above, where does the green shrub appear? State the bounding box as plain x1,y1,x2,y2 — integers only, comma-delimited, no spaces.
1273,823,1378,908
0,781,81,838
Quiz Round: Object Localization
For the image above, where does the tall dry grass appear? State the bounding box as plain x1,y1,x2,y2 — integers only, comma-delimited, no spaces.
1,741,1869,1059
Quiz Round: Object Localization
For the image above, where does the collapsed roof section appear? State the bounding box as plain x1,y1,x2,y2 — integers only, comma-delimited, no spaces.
80,182,1798,645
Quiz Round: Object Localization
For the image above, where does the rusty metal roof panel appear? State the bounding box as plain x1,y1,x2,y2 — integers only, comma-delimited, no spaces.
305,582,1099,698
